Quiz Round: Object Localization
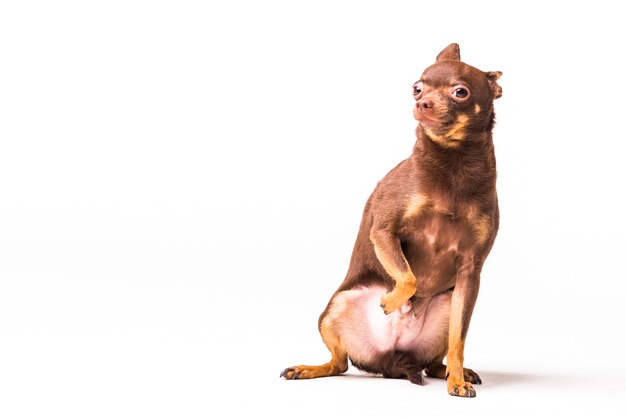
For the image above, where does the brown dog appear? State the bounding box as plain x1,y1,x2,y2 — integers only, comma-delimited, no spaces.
281,44,502,398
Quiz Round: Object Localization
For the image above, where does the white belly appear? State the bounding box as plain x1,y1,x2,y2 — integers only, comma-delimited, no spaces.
324,285,451,367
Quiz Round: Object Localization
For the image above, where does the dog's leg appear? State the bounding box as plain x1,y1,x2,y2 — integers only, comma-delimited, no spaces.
370,228,417,314
280,310,348,380
446,257,480,397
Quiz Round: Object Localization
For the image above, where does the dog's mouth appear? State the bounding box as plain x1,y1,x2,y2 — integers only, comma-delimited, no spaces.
416,115,442,128
421,114,471,145
415,113,455,132
413,105,454,129
414,106,471,144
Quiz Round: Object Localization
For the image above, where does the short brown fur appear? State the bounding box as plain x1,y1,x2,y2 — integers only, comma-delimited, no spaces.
281,44,502,398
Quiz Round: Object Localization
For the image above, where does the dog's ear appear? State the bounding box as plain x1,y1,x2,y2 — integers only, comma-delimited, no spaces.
486,71,503,99
436,43,461,62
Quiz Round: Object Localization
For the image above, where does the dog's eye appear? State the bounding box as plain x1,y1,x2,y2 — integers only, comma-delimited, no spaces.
450,86,470,101
452,87,469,99
413,82,422,95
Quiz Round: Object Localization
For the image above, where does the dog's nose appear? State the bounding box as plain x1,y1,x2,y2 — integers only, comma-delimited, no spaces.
416,99,433,110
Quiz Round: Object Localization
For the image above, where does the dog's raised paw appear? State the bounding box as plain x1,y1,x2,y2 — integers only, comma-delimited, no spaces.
379,282,416,315
379,292,406,315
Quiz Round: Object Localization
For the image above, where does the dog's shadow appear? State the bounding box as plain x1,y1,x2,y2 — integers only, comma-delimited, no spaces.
470,370,559,388
342,369,565,389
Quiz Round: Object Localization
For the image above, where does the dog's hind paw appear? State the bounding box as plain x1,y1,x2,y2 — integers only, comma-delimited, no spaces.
280,363,341,379
280,367,302,380
463,368,482,385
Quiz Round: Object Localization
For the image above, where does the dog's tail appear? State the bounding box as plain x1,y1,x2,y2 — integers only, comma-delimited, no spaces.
351,350,425,385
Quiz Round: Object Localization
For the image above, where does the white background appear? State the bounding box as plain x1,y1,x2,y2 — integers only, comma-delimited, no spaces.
1,1,625,416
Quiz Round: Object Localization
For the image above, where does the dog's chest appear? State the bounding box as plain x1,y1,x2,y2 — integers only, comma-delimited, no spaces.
399,200,479,291
403,198,475,245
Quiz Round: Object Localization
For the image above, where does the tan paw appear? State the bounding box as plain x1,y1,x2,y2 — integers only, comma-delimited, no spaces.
447,380,476,398
280,364,339,380
280,366,312,380
380,287,414,314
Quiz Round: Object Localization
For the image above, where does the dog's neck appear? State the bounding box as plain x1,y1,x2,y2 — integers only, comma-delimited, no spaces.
412,124,497,201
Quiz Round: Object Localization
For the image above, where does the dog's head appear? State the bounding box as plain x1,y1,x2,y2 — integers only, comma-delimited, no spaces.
412,43,502,147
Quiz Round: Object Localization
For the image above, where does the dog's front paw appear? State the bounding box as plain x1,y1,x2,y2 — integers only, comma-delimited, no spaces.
447,379,476,398
380,289,412,315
